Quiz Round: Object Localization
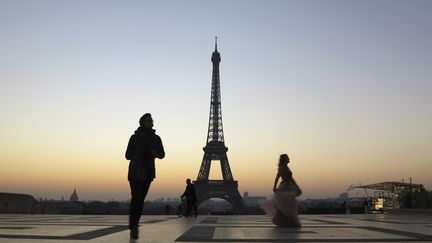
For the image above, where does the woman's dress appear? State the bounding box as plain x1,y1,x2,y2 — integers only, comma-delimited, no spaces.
261,166,301,227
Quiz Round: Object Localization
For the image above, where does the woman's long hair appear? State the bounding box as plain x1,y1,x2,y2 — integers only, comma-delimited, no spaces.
278,154,289,167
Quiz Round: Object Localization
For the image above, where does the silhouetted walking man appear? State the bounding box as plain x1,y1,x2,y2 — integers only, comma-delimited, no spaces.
181,178,198,217
125,113,165,240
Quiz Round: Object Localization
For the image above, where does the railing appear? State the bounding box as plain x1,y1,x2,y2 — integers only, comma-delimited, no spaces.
194,180,238,185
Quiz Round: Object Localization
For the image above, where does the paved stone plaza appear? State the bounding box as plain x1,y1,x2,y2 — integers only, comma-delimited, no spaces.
0,214,431,242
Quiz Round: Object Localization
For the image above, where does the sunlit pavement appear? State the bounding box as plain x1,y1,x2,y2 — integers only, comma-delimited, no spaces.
0,214,431,242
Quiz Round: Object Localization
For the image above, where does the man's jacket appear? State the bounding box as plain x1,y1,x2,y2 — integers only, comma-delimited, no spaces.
182,184,197,203
126,127,165,181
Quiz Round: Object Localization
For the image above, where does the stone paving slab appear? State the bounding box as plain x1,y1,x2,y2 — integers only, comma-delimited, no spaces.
0,214,431,242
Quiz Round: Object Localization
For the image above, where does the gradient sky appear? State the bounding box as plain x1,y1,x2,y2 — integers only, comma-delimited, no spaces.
1,0,431,201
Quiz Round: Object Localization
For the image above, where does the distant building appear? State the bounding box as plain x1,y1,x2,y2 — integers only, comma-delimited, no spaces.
352,181,429,209
339,192,348,200
70,188,79,202
0,192,37,213
243,192,266,206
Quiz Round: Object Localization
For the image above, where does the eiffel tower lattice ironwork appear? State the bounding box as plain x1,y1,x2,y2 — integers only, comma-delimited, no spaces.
194,38,245,213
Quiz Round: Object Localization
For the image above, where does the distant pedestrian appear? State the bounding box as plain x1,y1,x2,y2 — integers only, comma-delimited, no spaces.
125,113,165,240
404,192,413,208
341,201,347,213
363,198,369,213
165,204,171,214
181,178,198,217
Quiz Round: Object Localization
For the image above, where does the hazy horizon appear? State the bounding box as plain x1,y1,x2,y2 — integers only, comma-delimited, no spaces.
1,1,431,202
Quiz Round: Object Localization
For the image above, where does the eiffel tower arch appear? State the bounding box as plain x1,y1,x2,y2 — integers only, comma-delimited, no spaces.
194,38,245,214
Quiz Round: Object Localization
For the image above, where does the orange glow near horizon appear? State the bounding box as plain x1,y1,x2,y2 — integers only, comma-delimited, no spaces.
1,136,431,201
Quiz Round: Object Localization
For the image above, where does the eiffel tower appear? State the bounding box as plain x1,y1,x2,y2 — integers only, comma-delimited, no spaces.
194,38,245,214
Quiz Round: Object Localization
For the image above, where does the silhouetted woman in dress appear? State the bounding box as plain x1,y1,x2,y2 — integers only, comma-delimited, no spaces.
270,154,301,227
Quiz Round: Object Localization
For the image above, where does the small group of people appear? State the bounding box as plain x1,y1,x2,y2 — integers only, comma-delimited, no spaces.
125,113,302,240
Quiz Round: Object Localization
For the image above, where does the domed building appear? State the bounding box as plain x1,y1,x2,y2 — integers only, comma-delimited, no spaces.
70,188,78,202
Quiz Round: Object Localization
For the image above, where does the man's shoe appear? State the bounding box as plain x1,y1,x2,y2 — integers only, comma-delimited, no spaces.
130,226,139,239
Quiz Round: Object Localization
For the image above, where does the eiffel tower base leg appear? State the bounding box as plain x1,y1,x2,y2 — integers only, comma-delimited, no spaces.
194,180,245,214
